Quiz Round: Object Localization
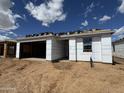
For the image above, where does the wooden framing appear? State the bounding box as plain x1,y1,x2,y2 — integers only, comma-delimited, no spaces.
0,41,16,58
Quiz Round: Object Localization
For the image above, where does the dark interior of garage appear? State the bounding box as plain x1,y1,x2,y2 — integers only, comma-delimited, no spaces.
62,40,69,59
20,41,46,58
0,44,4,56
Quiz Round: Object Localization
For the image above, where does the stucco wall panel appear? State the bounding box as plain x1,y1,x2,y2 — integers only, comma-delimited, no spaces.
92,37,102,62
51,39,65,60
46,39,52,60
101,35,112,63
115,41,124,58
16,42,20,58
69,38,76,61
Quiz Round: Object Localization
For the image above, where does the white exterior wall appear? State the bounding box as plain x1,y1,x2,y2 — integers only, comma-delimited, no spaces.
77,38,83,60
46,39,52,60
46,39,65,61
16,42,20,58
51,39,65,60
101,35,112,63
69,38,76,61
69,35,112,63
76,37,101,62
76,38,92,61
114,40,124,58
16,34,112,63
92,37,102,62
16,39,65,61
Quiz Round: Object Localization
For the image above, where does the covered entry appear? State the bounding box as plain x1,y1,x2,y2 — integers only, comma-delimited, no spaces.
61,40,69,59
20,41,46,59
51,39,69,61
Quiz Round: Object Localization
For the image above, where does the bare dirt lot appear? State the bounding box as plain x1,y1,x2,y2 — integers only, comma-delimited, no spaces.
0,58,124,93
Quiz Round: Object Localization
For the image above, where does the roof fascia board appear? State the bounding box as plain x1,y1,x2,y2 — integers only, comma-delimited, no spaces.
60,32,113,38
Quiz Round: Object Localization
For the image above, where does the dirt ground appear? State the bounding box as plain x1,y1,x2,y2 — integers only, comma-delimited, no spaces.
0,57,124,93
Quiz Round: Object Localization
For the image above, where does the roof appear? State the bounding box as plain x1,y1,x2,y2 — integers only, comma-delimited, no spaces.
113,38,124,44
17,34,55,42
17,29,114,42
0,39,17,43
60,30,113,38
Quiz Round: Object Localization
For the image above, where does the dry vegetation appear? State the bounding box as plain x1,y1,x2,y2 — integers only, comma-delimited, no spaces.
0,57,124,93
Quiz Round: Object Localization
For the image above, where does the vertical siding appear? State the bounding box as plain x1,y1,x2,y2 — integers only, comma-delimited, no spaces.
92,37,102,62
77,38,83,60
69,38,76,61
77,38,92,61
16,42,20,58
76,37,102,62
101,35,112,63
46,39,66,61
51,39,65,60
115,41,124,58
46,39,52,60
72,36,112,63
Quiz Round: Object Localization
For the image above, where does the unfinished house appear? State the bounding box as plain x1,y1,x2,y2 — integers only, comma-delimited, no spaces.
0,40,16,58
16,30,113,63
113,38,124,58
16,33,68,61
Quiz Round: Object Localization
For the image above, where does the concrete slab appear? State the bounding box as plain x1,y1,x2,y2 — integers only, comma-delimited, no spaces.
21,58,46,62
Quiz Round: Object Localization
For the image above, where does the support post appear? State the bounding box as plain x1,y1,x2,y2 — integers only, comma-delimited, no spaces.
69,38,76,61
3,42,7,58
90,56,94,68
16,42,20,59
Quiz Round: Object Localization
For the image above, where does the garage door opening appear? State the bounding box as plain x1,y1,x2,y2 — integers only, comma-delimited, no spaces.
0,44,4,56
20,41,46,59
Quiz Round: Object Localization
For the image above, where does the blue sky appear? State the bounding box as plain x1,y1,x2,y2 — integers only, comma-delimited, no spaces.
0,0,124,41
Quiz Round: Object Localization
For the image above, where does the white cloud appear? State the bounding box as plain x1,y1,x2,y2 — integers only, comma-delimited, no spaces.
5,31,18,37
83,2,95,18
93,17,97,20
118,0,124,14
0,34,10,41
113,26,124,40
81,20,88,26
99,15,111,22
0,0,21,31
25,0,66,27
118,34,124,39
113,26,124,35
0,30,18,41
